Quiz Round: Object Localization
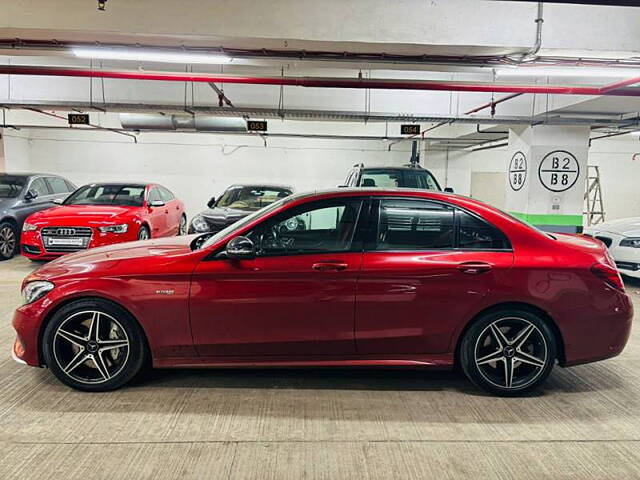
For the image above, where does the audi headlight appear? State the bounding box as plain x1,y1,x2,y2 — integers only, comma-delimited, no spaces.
23,223,37,232
191,215,210,233
22,281,54,305
620,237,640,248
98,223,128,234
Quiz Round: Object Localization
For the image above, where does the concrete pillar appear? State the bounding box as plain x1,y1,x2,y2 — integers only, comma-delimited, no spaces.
504,125,589,233
0,130,5,172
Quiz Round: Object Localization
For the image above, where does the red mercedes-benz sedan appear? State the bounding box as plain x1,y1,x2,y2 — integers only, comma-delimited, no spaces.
20,182,186,260
12,189,632,395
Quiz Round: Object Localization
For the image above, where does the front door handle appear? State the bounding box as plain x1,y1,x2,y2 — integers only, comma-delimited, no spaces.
312,262,348,272
457,262,492,275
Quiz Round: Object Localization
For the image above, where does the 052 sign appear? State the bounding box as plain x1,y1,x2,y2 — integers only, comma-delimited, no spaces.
538,150,580,192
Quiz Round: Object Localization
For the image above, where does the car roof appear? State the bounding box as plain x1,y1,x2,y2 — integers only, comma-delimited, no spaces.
226,184,294,190
0,172,65,178
83,182,150,187
359,165,433,172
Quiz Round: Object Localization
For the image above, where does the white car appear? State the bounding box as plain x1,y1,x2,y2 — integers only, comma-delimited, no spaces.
584,218,640,279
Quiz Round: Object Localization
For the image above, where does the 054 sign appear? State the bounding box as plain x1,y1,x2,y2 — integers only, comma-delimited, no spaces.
538,150,580,192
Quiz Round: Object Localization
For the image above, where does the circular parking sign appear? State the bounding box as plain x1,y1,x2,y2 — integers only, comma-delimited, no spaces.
509,151,527,191
538,150,580,192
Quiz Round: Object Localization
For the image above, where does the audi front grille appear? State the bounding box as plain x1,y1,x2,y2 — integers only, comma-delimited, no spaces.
41,226,93,253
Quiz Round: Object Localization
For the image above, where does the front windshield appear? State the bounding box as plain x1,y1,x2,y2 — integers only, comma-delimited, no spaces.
216,186,292,210
360,169,440,190
64,184,146,207
0,177,26,198
199,195,292,250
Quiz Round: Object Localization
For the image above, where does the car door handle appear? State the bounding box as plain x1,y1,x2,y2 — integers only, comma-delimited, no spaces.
457,262,492,275
312,262,348,272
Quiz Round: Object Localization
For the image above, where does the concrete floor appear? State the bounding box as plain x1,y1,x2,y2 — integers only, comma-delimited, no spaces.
0,256,639,479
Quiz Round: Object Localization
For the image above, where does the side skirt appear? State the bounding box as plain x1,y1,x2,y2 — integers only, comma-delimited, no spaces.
153,353,454,369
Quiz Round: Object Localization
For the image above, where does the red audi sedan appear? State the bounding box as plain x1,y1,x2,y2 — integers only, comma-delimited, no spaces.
12,189,632,395
20,182,186,260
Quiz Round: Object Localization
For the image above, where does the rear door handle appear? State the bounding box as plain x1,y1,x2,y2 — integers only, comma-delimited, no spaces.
312,262,348,272
457,262,492,275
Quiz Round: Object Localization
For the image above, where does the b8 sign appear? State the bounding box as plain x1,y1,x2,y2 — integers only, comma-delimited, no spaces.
537,150,580,192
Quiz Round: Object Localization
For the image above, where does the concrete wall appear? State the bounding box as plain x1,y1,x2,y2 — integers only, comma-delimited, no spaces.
2,126,413,217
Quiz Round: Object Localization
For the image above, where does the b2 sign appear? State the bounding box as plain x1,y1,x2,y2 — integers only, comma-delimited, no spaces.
509,151,527,191
538,150,580,192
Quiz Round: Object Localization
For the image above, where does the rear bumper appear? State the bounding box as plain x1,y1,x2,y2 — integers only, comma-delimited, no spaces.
562,290,633,367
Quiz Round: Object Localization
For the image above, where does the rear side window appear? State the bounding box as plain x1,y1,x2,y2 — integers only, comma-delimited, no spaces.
375,199,454,250
457,209,510,250
372,198,510,251
46,177,72,194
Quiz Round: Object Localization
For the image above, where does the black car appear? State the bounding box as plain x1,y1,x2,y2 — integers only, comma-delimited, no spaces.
0,173,76,260
189,184,294,234
343,163,451,191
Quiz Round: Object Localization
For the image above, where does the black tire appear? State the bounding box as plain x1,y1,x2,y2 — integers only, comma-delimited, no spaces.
0,221,18,260
42,298,147,392
460,309,556,397
137,225,151,241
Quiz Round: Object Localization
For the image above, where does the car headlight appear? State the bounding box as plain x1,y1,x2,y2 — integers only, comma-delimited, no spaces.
23,223,37,232
98,223,128,234
620,237,640,248
22,280,54,305
191,215,210,233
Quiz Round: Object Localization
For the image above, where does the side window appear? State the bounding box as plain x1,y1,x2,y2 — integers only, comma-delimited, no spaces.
457,209,510,250
29,178,50,197
247,199,364,256
158,186,175,202
46,177,72,194
375,199,454,250
148,187,162,203
65,180,77,192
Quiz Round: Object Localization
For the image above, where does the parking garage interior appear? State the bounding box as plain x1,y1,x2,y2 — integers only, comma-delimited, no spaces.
2,1,640,478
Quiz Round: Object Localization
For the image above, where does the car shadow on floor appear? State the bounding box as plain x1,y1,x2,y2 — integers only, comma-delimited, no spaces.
126,360,628,398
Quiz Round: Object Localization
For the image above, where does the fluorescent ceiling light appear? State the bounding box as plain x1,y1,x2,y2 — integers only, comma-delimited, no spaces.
496,67,640,78
72,47,231,65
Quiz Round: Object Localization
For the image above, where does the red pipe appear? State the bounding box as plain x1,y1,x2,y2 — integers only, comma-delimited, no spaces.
1,65,639,96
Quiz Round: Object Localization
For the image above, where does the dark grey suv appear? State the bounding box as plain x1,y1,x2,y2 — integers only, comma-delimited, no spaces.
0,173,76,260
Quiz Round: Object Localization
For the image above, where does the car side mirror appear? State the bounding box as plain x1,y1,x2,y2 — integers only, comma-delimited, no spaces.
24,189,38,201
226,236,255,259
53,198,63,205
150,200,165,208
444,187,454,193
207,196,216,208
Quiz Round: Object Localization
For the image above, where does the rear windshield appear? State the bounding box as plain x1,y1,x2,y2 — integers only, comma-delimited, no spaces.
64,184,146,207
360,169,441,190
0,176,26,198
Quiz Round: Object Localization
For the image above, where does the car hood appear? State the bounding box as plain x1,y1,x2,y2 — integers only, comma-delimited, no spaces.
585,217,640,238
198,206,252,224
26,204,139,226
28,235,198,282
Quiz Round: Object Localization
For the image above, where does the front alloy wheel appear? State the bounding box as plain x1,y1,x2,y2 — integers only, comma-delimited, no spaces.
42,299,146,391
178,215,187,236
0,222,18,260
460,310,556,396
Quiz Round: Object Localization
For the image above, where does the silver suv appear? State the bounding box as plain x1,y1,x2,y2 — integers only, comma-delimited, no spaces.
343,163,450,191
0,173,76,260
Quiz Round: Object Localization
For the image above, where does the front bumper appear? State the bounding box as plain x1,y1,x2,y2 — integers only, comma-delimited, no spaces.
12,300,48,366
21,228,139,260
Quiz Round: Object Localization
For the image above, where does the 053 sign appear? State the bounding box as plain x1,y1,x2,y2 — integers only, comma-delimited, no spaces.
538,150,580,192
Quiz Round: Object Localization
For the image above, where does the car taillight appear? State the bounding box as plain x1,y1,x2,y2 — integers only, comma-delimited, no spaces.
591,262,625,291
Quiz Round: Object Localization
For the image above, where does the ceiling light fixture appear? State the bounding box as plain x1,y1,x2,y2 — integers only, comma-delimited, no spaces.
72,47,232,65
496,67,640,78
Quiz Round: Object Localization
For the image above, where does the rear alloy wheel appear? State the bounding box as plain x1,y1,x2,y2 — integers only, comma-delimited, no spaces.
460,310,556,396
42,299,146,391
137,226,150,241
178,215,187,236
0,221,18,260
